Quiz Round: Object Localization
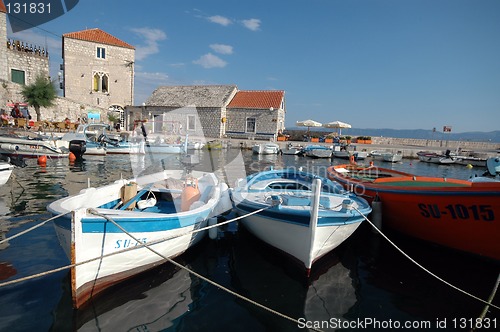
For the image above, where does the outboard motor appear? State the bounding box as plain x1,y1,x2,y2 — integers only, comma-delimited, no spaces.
69,140,86,161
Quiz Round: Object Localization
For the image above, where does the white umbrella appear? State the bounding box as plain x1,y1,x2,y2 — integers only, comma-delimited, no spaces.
323,121,351,136
296,119,323,136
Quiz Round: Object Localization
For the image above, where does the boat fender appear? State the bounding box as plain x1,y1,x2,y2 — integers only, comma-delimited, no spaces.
371,194,382,233
208,217,218,240
137,197,157,210
349,155,356,165
212,183,233,216
181,183,201,212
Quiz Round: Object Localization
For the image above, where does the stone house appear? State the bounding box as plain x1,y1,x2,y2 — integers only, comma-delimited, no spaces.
0,2,50,104
225,90,286,140
125,86,287,139
62,28,135,125
125,85,238,139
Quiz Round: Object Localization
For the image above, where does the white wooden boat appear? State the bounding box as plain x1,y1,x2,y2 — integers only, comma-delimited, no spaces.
231,169,371,274
252,143,280,155
417,150,457,164
56,123,107,155
0,161,14,185
47,169,231,309
332,146,368,160
281,143,303,155
370,150,403,162
303,145,332,158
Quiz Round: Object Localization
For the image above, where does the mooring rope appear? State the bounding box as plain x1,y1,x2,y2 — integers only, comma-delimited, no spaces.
352,206,500,311
88,208,323,331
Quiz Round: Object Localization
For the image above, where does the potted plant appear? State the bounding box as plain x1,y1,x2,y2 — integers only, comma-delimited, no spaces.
345,135,352,144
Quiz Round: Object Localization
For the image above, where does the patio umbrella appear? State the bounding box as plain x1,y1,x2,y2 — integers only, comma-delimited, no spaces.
323,120,351,136
296,119,322,134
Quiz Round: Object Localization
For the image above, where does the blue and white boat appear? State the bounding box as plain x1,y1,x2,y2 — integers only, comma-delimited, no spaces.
47,169,231,309
231,168,371,274
303,145,333,158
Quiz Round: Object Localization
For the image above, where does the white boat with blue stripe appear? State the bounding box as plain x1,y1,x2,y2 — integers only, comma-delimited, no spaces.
47,169,231,309
231,168,371,275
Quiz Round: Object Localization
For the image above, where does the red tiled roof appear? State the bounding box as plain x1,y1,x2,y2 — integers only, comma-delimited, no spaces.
0,1,6,13
63,28,135,49
228,90,284,109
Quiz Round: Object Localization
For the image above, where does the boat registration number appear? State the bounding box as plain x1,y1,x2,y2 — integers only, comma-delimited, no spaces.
115,238,147,249
418,204,494,221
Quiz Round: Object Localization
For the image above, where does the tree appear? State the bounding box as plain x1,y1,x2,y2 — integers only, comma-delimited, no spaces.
21,74,57,121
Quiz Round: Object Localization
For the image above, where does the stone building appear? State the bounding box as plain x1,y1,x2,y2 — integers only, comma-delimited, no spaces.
126,85,238,139
226,90,286,140
0,2,50,103
62,28,135,124
125,86,286,140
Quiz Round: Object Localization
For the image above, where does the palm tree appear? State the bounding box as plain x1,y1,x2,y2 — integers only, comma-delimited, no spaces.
21,74,57,121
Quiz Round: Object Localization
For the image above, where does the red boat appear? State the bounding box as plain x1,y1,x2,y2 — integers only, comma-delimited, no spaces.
326,164,500,261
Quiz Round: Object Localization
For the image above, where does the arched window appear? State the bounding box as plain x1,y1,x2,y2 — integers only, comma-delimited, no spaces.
93,73,99,91
102,75,108,93
92,72,110,93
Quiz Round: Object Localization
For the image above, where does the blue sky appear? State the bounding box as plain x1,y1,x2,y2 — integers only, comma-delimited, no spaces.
6,0,500,133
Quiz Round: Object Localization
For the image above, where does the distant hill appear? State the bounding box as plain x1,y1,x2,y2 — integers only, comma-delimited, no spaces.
286,127,500,143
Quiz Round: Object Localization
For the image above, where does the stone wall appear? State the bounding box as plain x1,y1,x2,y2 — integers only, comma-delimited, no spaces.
6,44,49,84
0,78,106,122
63,37,134,109
372,136,499,152
126,106,224,138
0,13,7,81
225,108,282,140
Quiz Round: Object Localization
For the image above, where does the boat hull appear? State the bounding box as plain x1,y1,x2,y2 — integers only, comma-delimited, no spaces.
54,210,207,309
231,169,371,272
236,206,362,270
327,165,500,260
0,162,14,185
48,170,227,308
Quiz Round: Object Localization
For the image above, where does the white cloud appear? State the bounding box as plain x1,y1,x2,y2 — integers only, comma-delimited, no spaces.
209,44,233,55
130,27,167,61
193,53,227,68
241,18,261,31
208,15,232,26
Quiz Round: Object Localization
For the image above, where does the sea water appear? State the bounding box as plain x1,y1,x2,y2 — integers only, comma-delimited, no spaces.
0,150,498,331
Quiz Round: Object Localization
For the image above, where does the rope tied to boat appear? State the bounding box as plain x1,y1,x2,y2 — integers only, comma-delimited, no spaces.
352,205,500,312
87,207,325,332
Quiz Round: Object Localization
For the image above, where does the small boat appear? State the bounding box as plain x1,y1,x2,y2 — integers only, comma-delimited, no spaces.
332,145,368,160
469,157,500,182
0,161,14,185
417,150,457,164
0,133,70,158
303,145,333,158
252,143,280,155
47,168,232,308
231,168,371,274
204,140,223,150
281,143,303,155
56,123,108,155
370,150,403,163
327,164,500,260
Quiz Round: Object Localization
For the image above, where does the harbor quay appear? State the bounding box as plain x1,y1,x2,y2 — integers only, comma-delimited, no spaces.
224,136,500,159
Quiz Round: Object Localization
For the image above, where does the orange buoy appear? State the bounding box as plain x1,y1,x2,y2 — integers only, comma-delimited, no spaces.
181,180,201,211
68,152,76,162
37,155,47,165
369,161,374,167
349,154,356,165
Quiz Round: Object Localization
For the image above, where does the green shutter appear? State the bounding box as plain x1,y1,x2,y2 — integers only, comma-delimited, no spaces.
11,69,25,85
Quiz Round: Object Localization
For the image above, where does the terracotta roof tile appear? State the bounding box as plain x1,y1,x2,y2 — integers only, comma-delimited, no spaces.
228,90,284,109
0,1,6,13
63,28,135,49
